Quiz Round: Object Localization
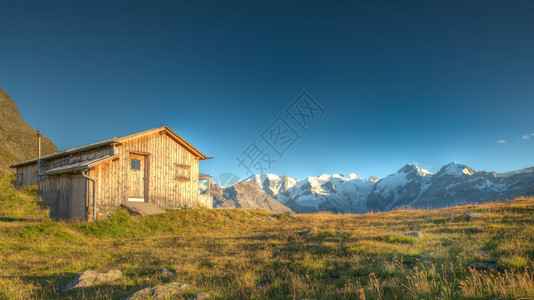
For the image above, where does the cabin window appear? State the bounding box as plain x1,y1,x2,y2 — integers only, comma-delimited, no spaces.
176,164,190,180
131,159,141,170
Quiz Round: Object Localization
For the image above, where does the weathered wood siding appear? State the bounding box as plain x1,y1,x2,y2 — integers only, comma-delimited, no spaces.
87,131,204,208
198,194,213,208
43,174,86,220
15,163,39,188
14,127,210,221
87,157,121,207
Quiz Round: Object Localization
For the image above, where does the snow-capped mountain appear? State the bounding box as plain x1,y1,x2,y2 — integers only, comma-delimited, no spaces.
213,163,534,213
247,174,299,198
366,162,534,211
365,164,434,211
245,173,374,213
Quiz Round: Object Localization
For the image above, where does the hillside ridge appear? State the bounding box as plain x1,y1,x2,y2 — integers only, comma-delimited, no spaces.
0,85,57,174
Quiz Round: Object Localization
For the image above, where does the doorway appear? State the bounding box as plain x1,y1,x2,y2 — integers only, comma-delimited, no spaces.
128,153,147,202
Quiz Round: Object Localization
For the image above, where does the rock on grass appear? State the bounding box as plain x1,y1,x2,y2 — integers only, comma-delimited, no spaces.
59,269,122,293
156,268,176,277
189,292,210,299
126,282,199,300
301,229,314,237
404,231,424,238
463,212,484,221
468,262,499,271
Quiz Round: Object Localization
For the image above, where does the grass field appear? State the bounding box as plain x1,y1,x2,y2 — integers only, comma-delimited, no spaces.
1,175,533,299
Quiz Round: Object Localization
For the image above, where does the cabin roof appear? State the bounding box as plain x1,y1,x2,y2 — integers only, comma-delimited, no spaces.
43,155,118,175
10,126,209,168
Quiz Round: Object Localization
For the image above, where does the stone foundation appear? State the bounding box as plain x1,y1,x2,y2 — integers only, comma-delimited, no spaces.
86,205,119,221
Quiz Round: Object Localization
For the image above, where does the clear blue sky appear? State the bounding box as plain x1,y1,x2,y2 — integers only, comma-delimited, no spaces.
1,0,533,181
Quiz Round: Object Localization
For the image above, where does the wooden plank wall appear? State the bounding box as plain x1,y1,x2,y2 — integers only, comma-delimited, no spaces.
33,130,207,218
44,175,70,220
87,131,204,208
15,164,39,188
87,157,121,206
42,174,87,220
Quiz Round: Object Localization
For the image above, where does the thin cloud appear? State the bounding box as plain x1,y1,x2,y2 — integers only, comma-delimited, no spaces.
496,140,507,143
522,134,530,140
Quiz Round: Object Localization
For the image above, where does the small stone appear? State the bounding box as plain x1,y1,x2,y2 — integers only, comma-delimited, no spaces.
256,282,269,289
156,268,176,277
189,292,209,300
468,262,498,271
301,230,314,237
59,269,122,293
421,252,437,258
404,231,424,238
126,282,193,300
463,212,484,221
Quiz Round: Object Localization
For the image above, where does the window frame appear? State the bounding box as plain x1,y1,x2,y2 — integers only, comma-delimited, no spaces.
130,158,141,171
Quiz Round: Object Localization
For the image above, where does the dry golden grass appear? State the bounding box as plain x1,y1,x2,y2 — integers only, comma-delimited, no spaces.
1,175,533,299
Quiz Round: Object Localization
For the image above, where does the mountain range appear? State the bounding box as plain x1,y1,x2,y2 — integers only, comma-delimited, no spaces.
212,163,534,213
2,84,533,213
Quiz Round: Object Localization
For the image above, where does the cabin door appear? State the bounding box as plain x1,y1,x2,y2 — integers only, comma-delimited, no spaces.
128,153,147,202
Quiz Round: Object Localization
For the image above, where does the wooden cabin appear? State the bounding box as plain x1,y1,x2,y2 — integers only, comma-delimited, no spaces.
10,126,212,220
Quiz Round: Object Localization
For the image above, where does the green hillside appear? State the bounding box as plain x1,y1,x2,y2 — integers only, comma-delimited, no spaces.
0,175,533,299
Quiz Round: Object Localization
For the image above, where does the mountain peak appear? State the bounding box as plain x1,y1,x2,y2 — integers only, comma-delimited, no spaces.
369,176,379,183
398,163,433,176
438,162,474,176
346,173,364,180
399,163,417,173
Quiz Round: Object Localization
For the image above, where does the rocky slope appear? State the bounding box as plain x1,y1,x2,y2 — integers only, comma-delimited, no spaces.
0,85,57,175
231,163,534,213
211,180,293,213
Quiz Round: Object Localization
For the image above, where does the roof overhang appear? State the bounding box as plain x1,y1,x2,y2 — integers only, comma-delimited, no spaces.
43,155,118,176
10,140,118,168
10,125,211,168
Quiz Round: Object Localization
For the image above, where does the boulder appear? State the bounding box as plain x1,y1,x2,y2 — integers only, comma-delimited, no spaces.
468,262,498,271
404,231,424,238
463,212,484,221
301,229,314,237
126,282,194,300
156,268,175,277
59,269,122,293
189,292,210,300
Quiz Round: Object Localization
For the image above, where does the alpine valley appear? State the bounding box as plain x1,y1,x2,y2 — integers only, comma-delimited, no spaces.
212,163,534,213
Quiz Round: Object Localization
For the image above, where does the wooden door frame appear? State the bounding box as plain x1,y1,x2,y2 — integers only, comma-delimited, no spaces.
126,151,150,202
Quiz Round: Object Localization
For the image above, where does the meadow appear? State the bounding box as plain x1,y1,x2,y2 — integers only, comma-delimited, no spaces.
0,175,533,299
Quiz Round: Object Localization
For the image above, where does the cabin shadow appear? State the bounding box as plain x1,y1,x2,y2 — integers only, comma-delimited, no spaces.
0,217,29,222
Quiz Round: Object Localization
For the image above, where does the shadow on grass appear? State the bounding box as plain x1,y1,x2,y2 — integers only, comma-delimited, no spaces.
0,217,28,222
16,273,149,299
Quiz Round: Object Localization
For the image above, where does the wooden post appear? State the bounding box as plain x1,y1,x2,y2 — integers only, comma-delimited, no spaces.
37,130,41,193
